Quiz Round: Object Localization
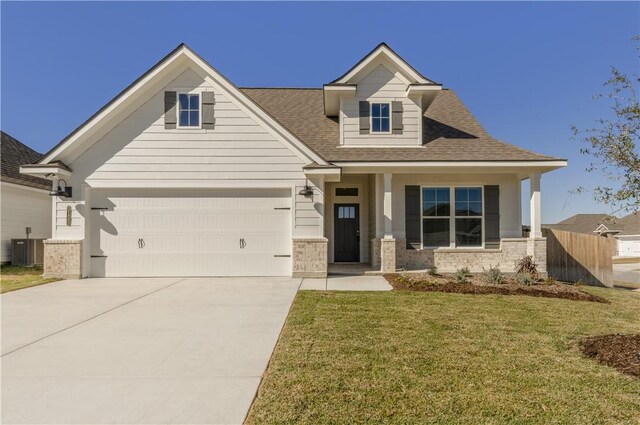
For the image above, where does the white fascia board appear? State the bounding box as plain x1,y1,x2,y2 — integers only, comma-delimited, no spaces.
40,45,328,167
20,165,71,178
40,51,186,164
406,85,442,96
323,85,356,116
333,160,567,168
304,167,341,182
183,49,328,165
334,45,432,85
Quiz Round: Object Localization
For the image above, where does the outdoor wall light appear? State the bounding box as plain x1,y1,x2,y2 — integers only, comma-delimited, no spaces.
298,180,314,197
49,179,72,198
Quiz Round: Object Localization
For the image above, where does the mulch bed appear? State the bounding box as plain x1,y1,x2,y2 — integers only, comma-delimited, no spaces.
384,273,610,304
579,334,640,377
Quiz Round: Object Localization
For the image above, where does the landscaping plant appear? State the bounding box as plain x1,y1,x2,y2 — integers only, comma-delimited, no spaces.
515,255,539,280
455,267,471,284
428,266,439,276
516,273,535,286
483,265,504,285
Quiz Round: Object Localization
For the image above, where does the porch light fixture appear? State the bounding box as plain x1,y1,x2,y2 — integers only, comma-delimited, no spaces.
298,180,314,197
49,179,72,198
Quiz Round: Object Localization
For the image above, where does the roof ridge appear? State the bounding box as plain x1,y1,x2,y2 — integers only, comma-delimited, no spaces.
240,87,323,90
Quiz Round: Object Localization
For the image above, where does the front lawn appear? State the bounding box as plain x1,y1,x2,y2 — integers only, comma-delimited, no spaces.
0,265,59,294
247,287,640,424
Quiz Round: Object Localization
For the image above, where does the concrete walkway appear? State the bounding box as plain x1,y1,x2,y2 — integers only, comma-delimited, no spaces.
1,277,300,425
300,274,392,291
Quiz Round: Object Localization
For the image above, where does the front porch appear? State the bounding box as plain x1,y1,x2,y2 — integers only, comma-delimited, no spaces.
323,170,548,275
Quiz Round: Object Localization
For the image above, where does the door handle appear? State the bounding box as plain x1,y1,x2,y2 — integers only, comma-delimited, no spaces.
138,238,145,249
240,238,246,249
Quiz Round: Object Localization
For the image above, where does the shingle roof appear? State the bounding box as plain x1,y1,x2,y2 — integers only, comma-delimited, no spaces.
543,214,617,235
241,88,561,162
1,132,50,190
616,212,640,236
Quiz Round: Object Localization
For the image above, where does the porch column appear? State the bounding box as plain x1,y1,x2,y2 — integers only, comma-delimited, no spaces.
529,172,542,238
379,173,396,273
375,174,384,238
383,173,393,239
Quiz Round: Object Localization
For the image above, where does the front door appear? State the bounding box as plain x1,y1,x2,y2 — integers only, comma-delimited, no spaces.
334,204,360,262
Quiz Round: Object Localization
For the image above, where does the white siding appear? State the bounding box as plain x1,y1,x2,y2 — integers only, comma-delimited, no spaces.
60,68,320,240
1,183,52,263
391,173,523,239
342,64,422,146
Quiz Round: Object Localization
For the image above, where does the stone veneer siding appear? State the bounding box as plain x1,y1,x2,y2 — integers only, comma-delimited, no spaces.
372,238,547,275
380,238,396,273
43,239,82,279
292,238,328,278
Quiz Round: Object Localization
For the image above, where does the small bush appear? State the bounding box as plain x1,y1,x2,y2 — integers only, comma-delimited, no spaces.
455,267,471,284
428,266,439,276
483,266,504,285
543,276,556,285
516,273,535,286
515,256,539,280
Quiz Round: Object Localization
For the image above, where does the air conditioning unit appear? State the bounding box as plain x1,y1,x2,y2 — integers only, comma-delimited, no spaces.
11,239,45,266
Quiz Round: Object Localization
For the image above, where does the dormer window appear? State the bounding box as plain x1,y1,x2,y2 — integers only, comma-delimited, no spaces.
371,103,390,133
178,93,200,128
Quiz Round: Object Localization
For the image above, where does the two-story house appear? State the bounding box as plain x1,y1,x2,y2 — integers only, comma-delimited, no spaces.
21,43,566,279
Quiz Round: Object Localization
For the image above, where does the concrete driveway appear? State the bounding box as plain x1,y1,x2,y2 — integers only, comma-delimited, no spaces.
1,277,300,424
613,262,640,287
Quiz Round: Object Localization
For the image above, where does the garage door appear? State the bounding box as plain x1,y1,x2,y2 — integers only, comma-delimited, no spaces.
618,238,640,257
90,189,292,277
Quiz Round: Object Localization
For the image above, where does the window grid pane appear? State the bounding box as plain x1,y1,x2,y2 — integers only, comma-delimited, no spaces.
423,218,450,247
371,103,390,133
423,188,450,217
178,94,200,127
455,218,482,247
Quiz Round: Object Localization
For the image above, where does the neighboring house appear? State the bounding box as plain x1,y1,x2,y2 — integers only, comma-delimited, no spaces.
543,213,640,257
21,43,566,279
1,132,52,264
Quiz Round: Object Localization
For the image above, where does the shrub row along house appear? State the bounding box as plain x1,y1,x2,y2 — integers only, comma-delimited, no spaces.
21,43,566,279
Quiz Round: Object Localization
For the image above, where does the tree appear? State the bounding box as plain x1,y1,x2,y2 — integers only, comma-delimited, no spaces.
572,38,640,214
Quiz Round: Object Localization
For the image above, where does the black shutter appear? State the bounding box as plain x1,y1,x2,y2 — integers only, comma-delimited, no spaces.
164,91,177,129
405,185,421,250
359,101,370,134
392,101,404,134
484,185,500,249
202,91,216,129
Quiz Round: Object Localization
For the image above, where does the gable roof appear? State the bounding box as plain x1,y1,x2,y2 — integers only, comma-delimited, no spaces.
1,132,50,190
241,88,562,162
36,44,327,167
542,214,616,235
616,212,640,236
330,43,440,85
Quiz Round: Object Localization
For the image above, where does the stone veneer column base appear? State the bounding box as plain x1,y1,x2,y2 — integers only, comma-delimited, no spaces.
380,238,396,273
43,239,83,279
292,238,328,278
527,237,547,277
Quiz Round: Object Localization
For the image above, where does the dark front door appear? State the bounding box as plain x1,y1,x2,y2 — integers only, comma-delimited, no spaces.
334,204,360,262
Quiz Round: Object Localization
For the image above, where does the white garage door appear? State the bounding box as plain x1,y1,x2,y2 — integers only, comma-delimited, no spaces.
90,189,292,277
618,238,640,257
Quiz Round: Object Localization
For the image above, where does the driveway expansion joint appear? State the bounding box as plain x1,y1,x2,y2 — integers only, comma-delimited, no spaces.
1,278,186,358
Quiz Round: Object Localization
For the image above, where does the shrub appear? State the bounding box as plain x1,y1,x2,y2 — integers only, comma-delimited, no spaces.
515,256,539,280
428,266,439,276
483,265,504,285
516,273,535,286
455,267,471,284
543,276,556,285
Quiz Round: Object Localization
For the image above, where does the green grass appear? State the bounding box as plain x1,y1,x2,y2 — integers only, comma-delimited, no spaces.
247,287,640,424
0,265,59,294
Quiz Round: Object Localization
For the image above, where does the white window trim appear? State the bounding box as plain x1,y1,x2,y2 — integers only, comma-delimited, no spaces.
420,185,485,250
370,102,391,135
176,92,203,129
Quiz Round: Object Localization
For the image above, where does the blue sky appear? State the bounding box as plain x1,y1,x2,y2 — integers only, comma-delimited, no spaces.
2,1,638,224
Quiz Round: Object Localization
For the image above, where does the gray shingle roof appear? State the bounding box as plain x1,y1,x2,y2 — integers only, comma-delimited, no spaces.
1,132,50,190
241,88,561,162
616,212,640,236
543,214,620,235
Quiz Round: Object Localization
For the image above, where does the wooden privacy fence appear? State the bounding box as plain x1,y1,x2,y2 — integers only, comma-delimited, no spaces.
543,228,614,287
